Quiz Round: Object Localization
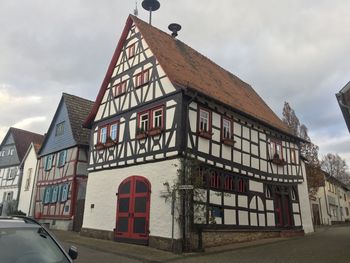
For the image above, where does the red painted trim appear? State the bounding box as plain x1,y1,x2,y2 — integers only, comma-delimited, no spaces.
128,43,136,58
115,176,151,241
84,16,134,128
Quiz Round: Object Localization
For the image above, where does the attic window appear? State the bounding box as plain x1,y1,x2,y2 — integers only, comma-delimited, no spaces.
135,69,150,88
56,122,65,136
115,81,127,97
8,148,14,156
128,43,136,58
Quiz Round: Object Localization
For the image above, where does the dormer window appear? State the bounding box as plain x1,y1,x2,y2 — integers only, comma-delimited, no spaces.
135,69,150,88
56,122,65,136
128,43,136,58
115,81,127,97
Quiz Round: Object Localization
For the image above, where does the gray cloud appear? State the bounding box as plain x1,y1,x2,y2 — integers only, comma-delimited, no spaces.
0,0,350,164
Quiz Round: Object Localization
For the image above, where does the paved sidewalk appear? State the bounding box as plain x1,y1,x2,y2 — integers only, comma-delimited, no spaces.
52,230,307,262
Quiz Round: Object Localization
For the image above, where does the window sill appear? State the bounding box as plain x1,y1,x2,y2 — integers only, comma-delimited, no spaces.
136,132,148,140
135,82,150,89
198,130,212,139
222,138,236,146
269,158,286,166
148,127,163,136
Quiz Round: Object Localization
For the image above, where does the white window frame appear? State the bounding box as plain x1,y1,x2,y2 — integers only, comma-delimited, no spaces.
99,126,108,144
110,123,118,141
152,108,163,129
199,109,210,132
56,122,65,136
222,118,232,139
139,112,149,132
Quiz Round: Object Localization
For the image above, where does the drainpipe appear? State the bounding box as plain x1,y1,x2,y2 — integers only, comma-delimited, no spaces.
16,163,24,212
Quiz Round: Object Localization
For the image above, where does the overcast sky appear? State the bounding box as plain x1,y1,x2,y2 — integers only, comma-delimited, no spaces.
0,0,349,163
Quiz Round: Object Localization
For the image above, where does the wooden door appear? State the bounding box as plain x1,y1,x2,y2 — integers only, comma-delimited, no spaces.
275,192,292,227
115,176,150,244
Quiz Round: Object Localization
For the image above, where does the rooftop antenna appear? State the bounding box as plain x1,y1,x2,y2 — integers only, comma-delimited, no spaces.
142,0,160,25
134,1,139,16
168,23,182,38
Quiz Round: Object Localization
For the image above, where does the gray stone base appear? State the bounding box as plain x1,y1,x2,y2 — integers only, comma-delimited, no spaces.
149,236,183,253
39,219,73,231
190,229,292,249
80,228,114,240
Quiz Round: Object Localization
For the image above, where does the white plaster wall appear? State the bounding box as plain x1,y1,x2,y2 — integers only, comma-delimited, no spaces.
298,161,314,233
18,147,38,216
83,159,181,239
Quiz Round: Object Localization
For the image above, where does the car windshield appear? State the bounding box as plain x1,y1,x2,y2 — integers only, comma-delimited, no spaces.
0,227,70,263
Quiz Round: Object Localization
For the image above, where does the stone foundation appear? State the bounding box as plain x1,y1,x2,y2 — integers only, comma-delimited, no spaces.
39,219,73,231
80,227,305,253
149,236,182,253
80,228,114,240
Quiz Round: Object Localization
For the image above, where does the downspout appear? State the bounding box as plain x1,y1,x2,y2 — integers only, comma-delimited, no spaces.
318,197,323,225
182,89,198,252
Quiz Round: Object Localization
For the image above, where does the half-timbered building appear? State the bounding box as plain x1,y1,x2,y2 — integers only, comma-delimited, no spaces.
0,128,43,216
34,93,93,231
82,15,313,251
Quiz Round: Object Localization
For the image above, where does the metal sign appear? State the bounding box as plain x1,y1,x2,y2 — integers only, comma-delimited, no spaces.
178,185,194,190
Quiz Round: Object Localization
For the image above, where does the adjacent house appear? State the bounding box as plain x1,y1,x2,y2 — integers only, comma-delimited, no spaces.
0,127,43,216
81,15,313,251
34,93,93,231
336,81,350,132
310,174,350,225
17,142,43,216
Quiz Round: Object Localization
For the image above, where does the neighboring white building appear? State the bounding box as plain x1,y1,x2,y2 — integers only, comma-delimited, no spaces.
310,175,350,225
0,128,43,216
17,143,42,216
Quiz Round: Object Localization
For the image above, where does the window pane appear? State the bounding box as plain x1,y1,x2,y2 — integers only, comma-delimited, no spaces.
134,197,147,213
118,217,129,232
119,181,130,194
133,218,146,234
110,124,118,141
135,181,147,193
119,198,129,213
100,127,107,143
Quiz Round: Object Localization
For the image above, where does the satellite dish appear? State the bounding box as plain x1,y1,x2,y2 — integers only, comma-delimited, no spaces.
142,0,160,24
168,23,182,38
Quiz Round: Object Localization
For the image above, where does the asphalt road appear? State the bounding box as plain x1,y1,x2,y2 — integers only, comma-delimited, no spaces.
176,225,350,263
61,225,350,263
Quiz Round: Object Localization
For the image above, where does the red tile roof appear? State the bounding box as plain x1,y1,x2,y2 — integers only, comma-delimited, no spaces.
85,15,293,136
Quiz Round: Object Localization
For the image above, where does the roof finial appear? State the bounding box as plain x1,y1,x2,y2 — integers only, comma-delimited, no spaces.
134,1,139,16
142,0,160,25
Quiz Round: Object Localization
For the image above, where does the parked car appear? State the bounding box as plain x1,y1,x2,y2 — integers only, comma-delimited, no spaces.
0,216,78,263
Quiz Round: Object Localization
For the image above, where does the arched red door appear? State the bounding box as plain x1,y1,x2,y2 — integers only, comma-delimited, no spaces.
115,176,151,244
